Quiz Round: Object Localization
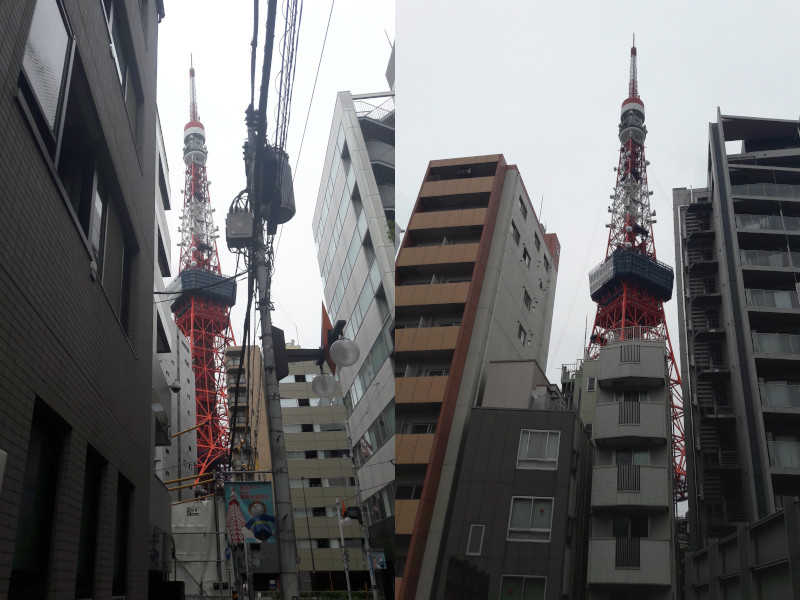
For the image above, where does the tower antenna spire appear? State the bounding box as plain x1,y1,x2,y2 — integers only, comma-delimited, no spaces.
189,58,199,123
629,33,638,99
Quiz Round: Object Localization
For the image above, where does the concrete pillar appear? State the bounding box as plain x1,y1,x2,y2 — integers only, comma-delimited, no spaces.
736,523,752,600
782,496,800,598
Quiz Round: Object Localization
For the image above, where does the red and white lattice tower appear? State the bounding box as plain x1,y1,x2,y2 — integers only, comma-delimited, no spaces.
171,63,236,481
586,39,686,502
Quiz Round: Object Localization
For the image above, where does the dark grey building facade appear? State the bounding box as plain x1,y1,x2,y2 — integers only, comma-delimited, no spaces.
674,111,800,550
684,497,800,599
434,361,593,600
0,0,165,597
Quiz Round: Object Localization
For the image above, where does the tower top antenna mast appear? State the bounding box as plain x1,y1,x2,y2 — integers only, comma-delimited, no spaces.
189,58,199,123
629,34,638,99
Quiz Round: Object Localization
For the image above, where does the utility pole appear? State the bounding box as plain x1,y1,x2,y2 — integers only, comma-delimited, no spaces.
337,498,353,600
245,1,300,597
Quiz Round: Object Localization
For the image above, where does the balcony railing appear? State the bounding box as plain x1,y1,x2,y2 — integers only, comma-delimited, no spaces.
736,214,800,232
752,332,800,355
746,289,800,309
365,140,395,168
731,183,800,199
617,465,641,491
760,383,800,408
739,249,800,268
767,441,800,468
619,401,641,425
615,537,640,568
354,96,395,128
378,185,395,211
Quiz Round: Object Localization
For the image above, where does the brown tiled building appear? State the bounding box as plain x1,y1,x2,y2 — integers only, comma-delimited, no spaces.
395,155,561,598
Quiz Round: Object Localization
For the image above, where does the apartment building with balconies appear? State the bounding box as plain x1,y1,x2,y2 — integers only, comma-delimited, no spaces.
584,339,676,599
674,111,800,551
395,155,561,599
311,64,396,592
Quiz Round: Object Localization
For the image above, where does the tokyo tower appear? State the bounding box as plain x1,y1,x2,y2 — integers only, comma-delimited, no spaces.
587,39,686,502
170,63,237,482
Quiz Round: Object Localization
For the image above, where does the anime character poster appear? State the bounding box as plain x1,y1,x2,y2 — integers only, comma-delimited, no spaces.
224,481,277,544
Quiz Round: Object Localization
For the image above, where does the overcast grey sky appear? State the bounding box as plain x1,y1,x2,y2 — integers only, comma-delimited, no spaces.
397,0,800,383
157,1,394,348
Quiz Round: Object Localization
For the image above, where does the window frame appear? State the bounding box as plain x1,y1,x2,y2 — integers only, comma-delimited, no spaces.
517,429,560,470
498,575,546,600
518,196,528,221
20,0,75,150
506,496,554,543
587,377,596,392
614,390,647,403
523,288,532,310
518,325,526,346
466,524,485,556
522,247,531,267
510,220,520,245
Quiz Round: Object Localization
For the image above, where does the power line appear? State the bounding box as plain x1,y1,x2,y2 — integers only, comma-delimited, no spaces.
290,0,335,180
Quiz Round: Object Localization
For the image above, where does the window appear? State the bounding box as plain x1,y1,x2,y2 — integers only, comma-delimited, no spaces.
510,221,520,245
517,430,560,470
395,484,423,500
523,247,531,267
518,325,526,346
11,402,67,597
507,496,553,542
587,377,596,392
534,232,541,252
21,0,73,135
103,0,141,140
612,515,649,538
523,289,532,310
466,524,484,556
543,256,550,271
410,423,436,434
615,390,646,403
498,576,545,600
616,449,649,466
518,196,528,220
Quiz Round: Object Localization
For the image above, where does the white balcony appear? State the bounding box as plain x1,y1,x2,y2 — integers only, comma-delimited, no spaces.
591,465,670,509
587,538,671,586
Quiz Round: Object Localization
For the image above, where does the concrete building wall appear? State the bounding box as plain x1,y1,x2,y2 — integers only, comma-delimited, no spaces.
684,498,800,599
0,0,163,596
435,364,592,600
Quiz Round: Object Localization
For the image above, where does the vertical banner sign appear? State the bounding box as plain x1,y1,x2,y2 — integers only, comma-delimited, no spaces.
225,481,277,544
